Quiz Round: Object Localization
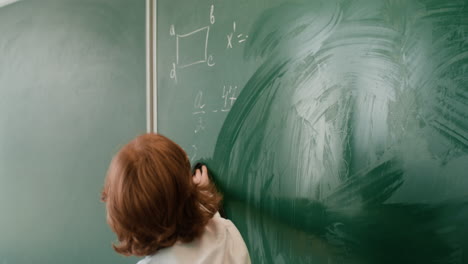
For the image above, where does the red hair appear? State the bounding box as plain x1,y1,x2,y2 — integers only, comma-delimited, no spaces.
101,133,222,256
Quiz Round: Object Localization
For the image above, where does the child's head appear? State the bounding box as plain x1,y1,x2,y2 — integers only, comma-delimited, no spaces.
101,133,221,256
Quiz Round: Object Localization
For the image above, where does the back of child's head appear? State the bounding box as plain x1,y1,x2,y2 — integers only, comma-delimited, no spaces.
101,133,222,256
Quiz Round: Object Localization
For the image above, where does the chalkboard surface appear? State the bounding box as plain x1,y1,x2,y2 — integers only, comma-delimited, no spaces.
157,0,468,263
0,1,145,263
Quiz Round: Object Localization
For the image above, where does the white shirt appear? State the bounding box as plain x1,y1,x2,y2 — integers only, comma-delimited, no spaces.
137,213,251,264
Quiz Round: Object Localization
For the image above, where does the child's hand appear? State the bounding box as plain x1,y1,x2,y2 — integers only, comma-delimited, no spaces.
193,165,210,187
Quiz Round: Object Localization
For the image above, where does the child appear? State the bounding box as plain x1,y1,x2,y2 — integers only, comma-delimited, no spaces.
101,133,251,264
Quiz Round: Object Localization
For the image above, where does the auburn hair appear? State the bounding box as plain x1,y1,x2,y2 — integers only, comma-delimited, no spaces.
101,133,222,256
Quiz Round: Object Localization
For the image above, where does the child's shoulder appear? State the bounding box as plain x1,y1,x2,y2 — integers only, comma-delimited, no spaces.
136,212,251,264
136,256,152,264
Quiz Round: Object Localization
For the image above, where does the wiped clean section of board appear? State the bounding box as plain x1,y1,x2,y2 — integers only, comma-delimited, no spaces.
156,0,468,263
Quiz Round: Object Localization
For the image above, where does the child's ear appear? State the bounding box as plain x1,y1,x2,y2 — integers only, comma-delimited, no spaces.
100,187,107,202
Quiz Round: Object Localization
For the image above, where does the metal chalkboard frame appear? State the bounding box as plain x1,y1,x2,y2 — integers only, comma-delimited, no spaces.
147,0,157,133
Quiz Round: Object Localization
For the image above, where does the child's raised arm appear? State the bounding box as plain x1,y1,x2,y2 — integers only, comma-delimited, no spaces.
193,165,210,187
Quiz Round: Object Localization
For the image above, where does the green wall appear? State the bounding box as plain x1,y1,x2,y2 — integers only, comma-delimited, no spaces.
0,1,145,263
157,0,468,263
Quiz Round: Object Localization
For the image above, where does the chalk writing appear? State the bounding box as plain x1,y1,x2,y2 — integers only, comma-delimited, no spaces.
189,145,198,162
168,6,218,83
207,55,215,67
222,85,238,112
210,5,215,24
227,22,248,49
176,26,210,68
169,25,175,36
170,63,177,83
193,91,206,115
194,117,206,133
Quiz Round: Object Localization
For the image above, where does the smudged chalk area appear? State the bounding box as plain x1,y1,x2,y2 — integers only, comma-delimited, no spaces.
212,0,468,263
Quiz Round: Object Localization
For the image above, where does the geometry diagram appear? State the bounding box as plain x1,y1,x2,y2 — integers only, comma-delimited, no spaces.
176,26,210,68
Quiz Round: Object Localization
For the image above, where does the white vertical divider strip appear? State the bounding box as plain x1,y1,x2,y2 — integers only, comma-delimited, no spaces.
153,0,158,133
146,0,157,133
0,0,20,8
146,0,152,132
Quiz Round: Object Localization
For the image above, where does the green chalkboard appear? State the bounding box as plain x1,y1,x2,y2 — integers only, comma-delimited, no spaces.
0,1,145,263
157,0,468,263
